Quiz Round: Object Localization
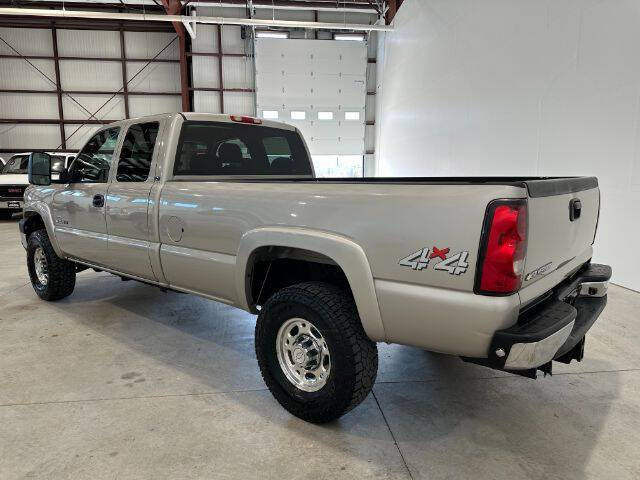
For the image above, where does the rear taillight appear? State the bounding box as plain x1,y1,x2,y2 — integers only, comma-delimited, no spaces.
475,199,528,295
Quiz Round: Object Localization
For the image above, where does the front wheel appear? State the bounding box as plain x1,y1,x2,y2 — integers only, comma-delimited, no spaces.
255,282,378,423
26,229,76,301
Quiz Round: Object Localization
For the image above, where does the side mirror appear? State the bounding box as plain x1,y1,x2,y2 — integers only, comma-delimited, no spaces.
28,152,52,186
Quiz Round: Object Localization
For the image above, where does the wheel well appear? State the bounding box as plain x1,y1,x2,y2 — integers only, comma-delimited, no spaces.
246,246,352,309
22,212,46,238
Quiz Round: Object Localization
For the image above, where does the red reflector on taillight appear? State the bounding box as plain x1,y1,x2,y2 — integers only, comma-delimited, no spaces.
475,199,528,295
230,115,262,125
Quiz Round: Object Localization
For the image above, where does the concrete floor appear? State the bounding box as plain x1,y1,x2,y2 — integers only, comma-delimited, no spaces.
1,218,640,480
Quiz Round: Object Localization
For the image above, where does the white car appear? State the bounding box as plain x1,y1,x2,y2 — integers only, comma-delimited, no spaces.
0,152,75,219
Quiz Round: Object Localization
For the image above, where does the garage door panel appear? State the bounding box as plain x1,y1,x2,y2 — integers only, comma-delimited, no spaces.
336,121,365,138
307,137,365,155
256,38,367,156
257,72,285,98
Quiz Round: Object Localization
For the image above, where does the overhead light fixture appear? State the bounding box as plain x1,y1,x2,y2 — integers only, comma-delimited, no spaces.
333,33,365,41
256,30,290,39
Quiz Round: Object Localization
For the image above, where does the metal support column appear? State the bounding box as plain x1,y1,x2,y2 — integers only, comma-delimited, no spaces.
51,26,66,149
217,25,224,113
162,0,191,111
119,28,131,118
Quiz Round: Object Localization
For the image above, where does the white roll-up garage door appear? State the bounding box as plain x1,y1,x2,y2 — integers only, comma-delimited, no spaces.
255,38,367,158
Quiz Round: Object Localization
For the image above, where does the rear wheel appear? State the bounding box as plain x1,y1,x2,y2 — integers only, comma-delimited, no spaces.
0,210,13,220
27,229,76,301
255,282,378,423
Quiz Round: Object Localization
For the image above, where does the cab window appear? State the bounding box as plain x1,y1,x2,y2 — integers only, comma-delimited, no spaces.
173,122,311,176
70,127,120,183
116,122,159,182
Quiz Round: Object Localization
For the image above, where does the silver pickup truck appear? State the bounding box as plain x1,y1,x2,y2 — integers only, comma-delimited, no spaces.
20,112,611,423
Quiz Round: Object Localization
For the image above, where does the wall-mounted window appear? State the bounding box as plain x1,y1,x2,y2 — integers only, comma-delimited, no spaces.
256,31,290,39
318,111,333,120
291,111,306,120
345,111,360,121
262,110,279,120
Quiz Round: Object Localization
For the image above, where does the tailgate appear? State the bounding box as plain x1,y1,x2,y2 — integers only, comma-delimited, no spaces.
520,177,599,298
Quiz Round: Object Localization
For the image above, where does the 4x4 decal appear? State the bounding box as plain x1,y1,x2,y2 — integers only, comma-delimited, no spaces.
399,246,470,275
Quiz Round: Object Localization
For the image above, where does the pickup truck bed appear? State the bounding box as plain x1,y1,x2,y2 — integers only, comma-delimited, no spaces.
19,112,610,423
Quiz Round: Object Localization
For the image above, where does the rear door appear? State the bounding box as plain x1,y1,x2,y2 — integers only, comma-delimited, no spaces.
105,121,162,280
52,127,121,265
521,178,600,295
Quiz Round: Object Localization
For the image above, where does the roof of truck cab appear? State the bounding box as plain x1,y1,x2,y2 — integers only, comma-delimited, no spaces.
181,112,297,131
103,112,297,132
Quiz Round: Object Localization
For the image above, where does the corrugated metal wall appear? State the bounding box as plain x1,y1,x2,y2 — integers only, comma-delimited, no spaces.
0,26,179,153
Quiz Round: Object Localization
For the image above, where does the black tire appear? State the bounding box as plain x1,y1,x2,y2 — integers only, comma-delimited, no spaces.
0,210,13,220
26,229,76,301
255,281,378,423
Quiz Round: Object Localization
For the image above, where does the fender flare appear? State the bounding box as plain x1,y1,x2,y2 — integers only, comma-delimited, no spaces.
236,227,386,342
23,203,64,257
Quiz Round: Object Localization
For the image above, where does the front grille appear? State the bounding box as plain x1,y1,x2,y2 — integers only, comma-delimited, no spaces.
0,185,26,198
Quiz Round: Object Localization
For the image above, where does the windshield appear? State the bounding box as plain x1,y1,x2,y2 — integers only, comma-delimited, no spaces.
1,155,29,174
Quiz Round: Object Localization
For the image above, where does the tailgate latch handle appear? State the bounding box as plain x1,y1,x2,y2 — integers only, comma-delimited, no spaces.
569,198,582,221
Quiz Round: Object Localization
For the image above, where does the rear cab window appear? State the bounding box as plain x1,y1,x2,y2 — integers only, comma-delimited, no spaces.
173,121,312,177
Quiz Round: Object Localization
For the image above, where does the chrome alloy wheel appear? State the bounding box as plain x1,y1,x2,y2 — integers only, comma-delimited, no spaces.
276,318,331,392
33,247,49,286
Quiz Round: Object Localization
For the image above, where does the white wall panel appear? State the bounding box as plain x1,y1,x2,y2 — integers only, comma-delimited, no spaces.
129,95,181,117
127,61,180,92
376,0,640,291
0,93,58,119
64,124,100,150
223,92,254,116
192,56,220,88
221,26,246,54
0,27,52,56
191,24,219,53
0,124,60,149
60,60,122,91
194,91,221,113
57,30,120,58
62,94,125,121
0,59,55,90
256,38,367,155
124,31,179,59
221,56,254,89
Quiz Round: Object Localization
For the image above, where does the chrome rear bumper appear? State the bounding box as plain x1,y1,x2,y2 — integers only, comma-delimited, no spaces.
464,263,611,378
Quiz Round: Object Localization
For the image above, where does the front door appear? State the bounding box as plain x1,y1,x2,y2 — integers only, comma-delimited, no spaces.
105,121,161,280
52,127,121,266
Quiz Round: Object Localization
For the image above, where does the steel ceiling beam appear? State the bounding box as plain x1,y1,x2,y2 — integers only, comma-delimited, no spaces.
0,7,393,31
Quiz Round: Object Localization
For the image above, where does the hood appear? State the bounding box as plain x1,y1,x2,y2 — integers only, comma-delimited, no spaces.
0,174,29,185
